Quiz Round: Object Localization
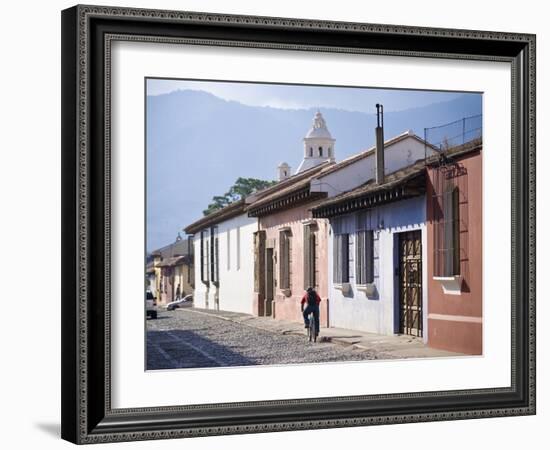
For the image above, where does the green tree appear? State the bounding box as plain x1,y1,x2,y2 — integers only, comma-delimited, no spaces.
203,177,276,216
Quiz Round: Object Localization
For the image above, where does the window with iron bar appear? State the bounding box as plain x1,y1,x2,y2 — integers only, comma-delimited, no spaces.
279,230,292,290
210,226,219,283
333,232,349,284
303,224,317,289
433,167,461,277
200,230,209,283
355,212,374,285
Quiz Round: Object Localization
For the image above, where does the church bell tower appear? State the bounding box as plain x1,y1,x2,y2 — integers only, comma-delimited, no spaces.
296,111,335,173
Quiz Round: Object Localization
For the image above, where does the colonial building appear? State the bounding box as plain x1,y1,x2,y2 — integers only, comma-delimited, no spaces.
183,108,480,354
312,161,429,338
247,163,333,326
184,200,257,315
426,140,482,354
311,138,482,354
182,111,340,318
246,110,437,328
147,236,194,306
246,111,337,326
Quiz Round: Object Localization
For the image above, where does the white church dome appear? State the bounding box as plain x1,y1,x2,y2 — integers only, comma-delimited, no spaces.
305,111,333,139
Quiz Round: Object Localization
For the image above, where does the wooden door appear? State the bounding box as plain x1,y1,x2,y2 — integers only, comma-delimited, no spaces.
265,248,274,316
254,231,266,316
398,231,423,337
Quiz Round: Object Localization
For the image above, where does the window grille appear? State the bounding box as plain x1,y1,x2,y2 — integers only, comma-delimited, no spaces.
432,165,463,277
333,233,349,283
356,230,374,284
355,212,374,285
200,230,209,283
279,230,291,289
303,224,317,289
210,226,219,283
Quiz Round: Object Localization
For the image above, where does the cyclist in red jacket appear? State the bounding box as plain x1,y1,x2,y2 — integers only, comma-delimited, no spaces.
301,287,321,336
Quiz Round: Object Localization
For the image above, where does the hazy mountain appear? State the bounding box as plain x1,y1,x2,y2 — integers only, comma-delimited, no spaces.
146,90,482,251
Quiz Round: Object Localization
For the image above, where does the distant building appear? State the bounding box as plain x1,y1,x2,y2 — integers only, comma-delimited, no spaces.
277,162,291,181
147,236,194,305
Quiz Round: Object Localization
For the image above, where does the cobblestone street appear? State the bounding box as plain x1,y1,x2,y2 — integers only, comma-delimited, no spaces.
146,308,386,370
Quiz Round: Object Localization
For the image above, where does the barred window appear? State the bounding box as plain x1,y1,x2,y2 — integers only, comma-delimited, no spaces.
200,230,209,283
303,224,316,289
210,226,219,283
279,230,292,289
356,230,374,284
333,233,349,284
442,186,460,276
433,168,462,277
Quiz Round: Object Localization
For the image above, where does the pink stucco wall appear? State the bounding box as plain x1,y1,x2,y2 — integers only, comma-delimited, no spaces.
426,149,483,355
258,202,330,327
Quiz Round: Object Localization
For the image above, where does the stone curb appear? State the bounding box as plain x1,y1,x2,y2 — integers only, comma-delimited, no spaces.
181,308,305,335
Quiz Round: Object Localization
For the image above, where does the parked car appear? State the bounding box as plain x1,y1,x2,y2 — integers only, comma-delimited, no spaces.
166,294,193,311
146,290,158,319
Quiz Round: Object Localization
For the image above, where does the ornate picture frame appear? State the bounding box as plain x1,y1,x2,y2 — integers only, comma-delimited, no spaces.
61,4,535,444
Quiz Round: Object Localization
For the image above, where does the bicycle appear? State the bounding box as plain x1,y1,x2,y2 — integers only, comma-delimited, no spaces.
307,312,317,343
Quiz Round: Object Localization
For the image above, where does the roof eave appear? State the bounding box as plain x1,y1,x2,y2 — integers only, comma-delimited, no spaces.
247,187,327,217
312,185,425,219
184,200,247,234
311,171,426,218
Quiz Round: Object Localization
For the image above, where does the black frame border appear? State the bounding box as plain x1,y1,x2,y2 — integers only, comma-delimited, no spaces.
61,4,536,444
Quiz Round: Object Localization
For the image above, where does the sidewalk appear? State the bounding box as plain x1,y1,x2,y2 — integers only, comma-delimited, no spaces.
187,307,463,359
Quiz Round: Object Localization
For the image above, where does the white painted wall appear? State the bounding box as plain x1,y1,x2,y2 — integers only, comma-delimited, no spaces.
217,215,256,314
328,196,427,339
310,134,435,198
192,213,257,314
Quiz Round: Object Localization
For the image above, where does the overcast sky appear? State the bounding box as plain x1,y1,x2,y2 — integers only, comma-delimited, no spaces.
146,78,479,113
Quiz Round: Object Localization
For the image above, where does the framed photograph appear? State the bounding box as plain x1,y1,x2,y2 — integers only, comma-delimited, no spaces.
61,4,536,444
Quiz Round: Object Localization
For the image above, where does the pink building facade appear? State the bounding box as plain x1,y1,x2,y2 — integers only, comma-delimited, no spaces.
426,143,483,354
248,165,331,327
